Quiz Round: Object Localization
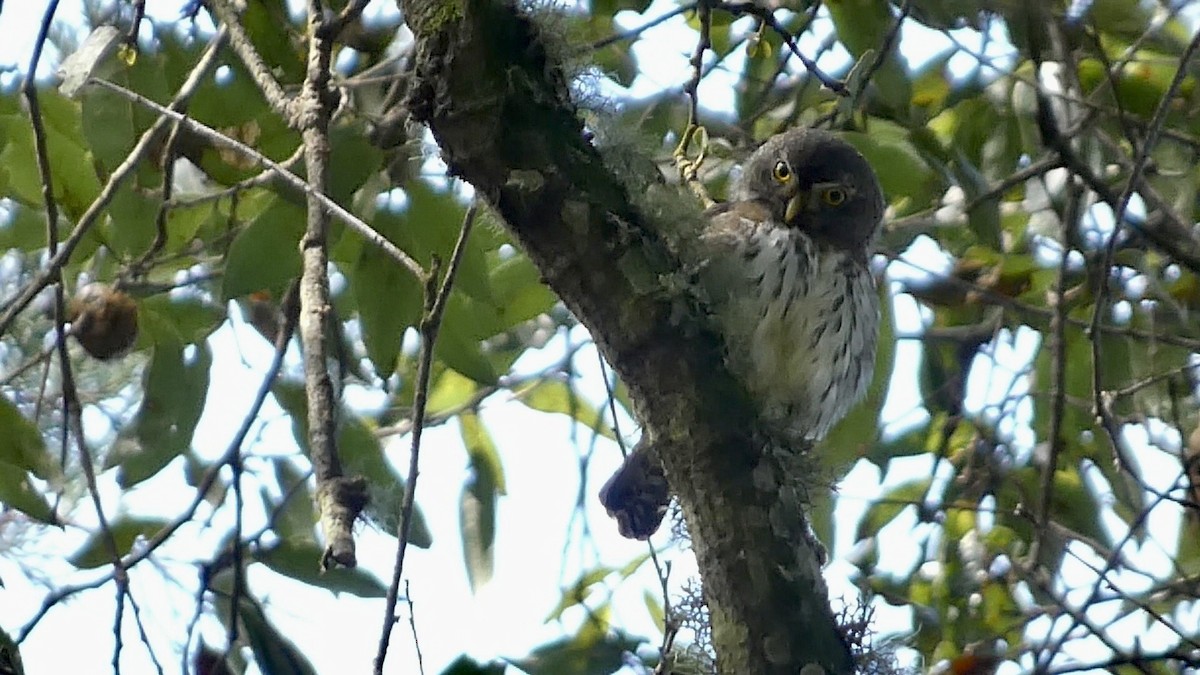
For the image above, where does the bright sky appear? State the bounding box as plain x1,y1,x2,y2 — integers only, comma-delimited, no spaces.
1,1,1193,674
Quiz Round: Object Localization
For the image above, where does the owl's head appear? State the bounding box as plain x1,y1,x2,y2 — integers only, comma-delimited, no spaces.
735,128,884,251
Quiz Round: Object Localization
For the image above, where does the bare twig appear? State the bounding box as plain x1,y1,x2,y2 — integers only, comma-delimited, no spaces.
1033,463,1180,671
291,0,369,572
20,4,128,665
1032,179,1082,562
589,3,695,51
167,145,306,209
1088,26,1200,416
125,591,166,675
375,201,478,674
87,78,427,281
888,254,1200,353
845,0,910,117
404,580,425,675
18,284,299,644
127,118,184,281
673,1,715,208
206,0,295,120
717,1,846,95
0,25,229,339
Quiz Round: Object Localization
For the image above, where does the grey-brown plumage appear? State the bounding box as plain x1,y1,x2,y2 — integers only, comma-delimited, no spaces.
601,128,884,539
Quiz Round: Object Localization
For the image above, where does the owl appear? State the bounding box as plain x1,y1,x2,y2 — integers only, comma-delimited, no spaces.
601,128,885,539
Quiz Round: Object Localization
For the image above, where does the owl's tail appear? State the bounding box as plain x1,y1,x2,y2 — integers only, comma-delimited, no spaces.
599,441,671,540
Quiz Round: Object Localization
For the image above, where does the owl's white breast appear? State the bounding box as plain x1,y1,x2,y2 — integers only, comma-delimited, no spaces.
715,224,878,440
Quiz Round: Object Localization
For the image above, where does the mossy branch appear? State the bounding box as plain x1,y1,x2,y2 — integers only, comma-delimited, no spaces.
398,0,856,672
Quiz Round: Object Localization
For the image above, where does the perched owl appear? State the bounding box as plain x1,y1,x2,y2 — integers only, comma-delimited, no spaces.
601,128,884,539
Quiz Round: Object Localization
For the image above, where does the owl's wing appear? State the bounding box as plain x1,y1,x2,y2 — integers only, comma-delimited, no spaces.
701,199,772,247
696,200,772,304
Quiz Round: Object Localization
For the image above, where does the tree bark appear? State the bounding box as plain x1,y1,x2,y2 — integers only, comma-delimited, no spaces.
399,1,856,672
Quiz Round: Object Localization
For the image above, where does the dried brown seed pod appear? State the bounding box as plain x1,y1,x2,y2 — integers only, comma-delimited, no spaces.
67,283,139,360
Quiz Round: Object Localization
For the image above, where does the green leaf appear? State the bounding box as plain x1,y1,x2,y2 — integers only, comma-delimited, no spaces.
163,202,219,253
136,295,227,348
440,656,507,675
240,0,305,84
271,381,433,548
333,415,436,546
508,622,642,675
81,78,140,179
426,369,481,418
109,341,212,488
459,411,504,592
591,0,652,14
269,458,316,542
237,597,319,675
222,196,304,300
437,301,500,384
403,181,494,303
0,92,101,220
0,203,51,251
489,251,556,328
1044,468,1108,546
516,380,615,440
459,411,506,494
643,589,665,631
350,243,421,378
826,0,911,109
856,477,932,541
844,125,945,213
1176,519,1200,576
460,473,497,593
254,539,387,597
327,123,384,204
0,397,57,481
70,517,170,568
0,460,57,525
545,567,612,623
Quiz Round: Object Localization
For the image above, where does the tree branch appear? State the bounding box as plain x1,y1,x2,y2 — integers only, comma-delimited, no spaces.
296,0,368,571
399,1,853,672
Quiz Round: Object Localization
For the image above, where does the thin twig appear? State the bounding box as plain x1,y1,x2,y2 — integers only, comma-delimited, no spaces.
888,253,1200,353
717,1,846,94
589,4,695,51
0,25,230,339
742,1,823,129
206,0,295,120
1109,361,1200,401
127,118,185,281
113,585,126,672
1032,178,1081,563
18,284,299,644
1032,463,1179,671
375,201,478,674
125,590,166,675
87,78,427,281
166,145,306,209
844,0,910,119
673,1,715,208
404,580,425,675
291,0,369,572
23,0,126,651
1088,26,1200,417
595,351,676,669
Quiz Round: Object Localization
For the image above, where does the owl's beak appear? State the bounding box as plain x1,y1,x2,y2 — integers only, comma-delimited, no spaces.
784,192,807,224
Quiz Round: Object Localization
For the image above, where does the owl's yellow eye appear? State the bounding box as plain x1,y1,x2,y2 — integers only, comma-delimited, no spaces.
821,187,847,206
772,161,792,183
